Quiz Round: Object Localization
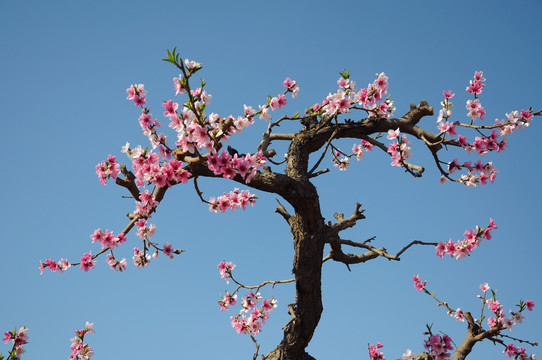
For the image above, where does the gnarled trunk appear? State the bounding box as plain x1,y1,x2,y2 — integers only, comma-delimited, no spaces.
264,134,326,359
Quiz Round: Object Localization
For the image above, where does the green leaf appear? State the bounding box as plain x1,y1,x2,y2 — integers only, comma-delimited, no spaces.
339,69,351,79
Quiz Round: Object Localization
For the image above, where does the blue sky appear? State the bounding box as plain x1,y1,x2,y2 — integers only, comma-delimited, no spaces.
1,0,541,359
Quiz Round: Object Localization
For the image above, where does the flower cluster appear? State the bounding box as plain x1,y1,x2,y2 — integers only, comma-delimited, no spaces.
466,71,486,95
217,261,235,284
316,72,394,119
498,110,534,136
95,154,120,185
134,190,159,217
414,279,537,360
352,139,374,161
69,322,95,360
126,84,147,107
476,284,536,359
138,108,168,155
332,139,374,170
218,291,237,311
105,253,127,272
132,247,150,268
2,326,28,360
207,150,266,183
445,158,498,187
90,229,126,250
412,275,426,291
504,343,537,359
79,252,97,272
39,258,70,274
437,90,455,122
435,219,497,259
283,77,299,98
432,72,539,188
459,129,506,156
466,98,486,121
217,262,278,336
483,288,535,331
122,145,192,188
423,333,453,360
332,150,350,171
135,218,155,240
368,342,386,360
208,188,257,213
257,78,298,120
437,120,457,136
230,292,277,336
386,128,412,167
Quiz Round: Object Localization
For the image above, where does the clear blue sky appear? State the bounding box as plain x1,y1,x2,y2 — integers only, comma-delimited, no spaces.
1,1,541,359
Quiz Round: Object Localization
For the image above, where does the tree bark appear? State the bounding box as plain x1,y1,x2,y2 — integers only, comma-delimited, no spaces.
263,133,326,359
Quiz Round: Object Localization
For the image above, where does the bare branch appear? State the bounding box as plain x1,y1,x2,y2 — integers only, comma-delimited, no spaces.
325,236,438,267
229,273,295,293
308,129,338,175
115,164,141,200
275,199,291,222
307,168,330,178
248,331,260,360
192,176,210,204
328,202,366,232
394,240,438,258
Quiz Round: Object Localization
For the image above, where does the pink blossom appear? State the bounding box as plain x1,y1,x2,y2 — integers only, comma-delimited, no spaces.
487,316,497,328
387,128,400,140
269,94,287,111
374,72,388,92
443,90,455,99
3,331,12,343
488,299,502,313
133,247,150,268
466,72,485,95
217,261,235,283
424,334,453,360
218,291,238,311
243,104,256,117
457,134,469,148
480,283,490,293
412,275,426,291
352,143,364,161
173,75,184,95
80,252,96,272
163,242,174,259
133,95,146,107
521,109,534,121
106,254,126,272
454,308,465,322
184,58,200,71
162,100,178,117
259,105,271,120
283,77,296,88
337,77,349,88
525,300,535,311
96,155,120,185
368,342,386,360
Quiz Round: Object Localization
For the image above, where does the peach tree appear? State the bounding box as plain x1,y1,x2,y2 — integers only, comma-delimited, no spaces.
22,48,540,360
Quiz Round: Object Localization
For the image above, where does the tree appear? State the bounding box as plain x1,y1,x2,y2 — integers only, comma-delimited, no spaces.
24,48,538,360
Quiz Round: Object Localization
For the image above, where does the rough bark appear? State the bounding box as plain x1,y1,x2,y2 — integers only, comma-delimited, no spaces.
261,132,326,359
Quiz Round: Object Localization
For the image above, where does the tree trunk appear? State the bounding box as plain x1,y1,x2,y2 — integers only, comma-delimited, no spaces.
263,134,326,359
